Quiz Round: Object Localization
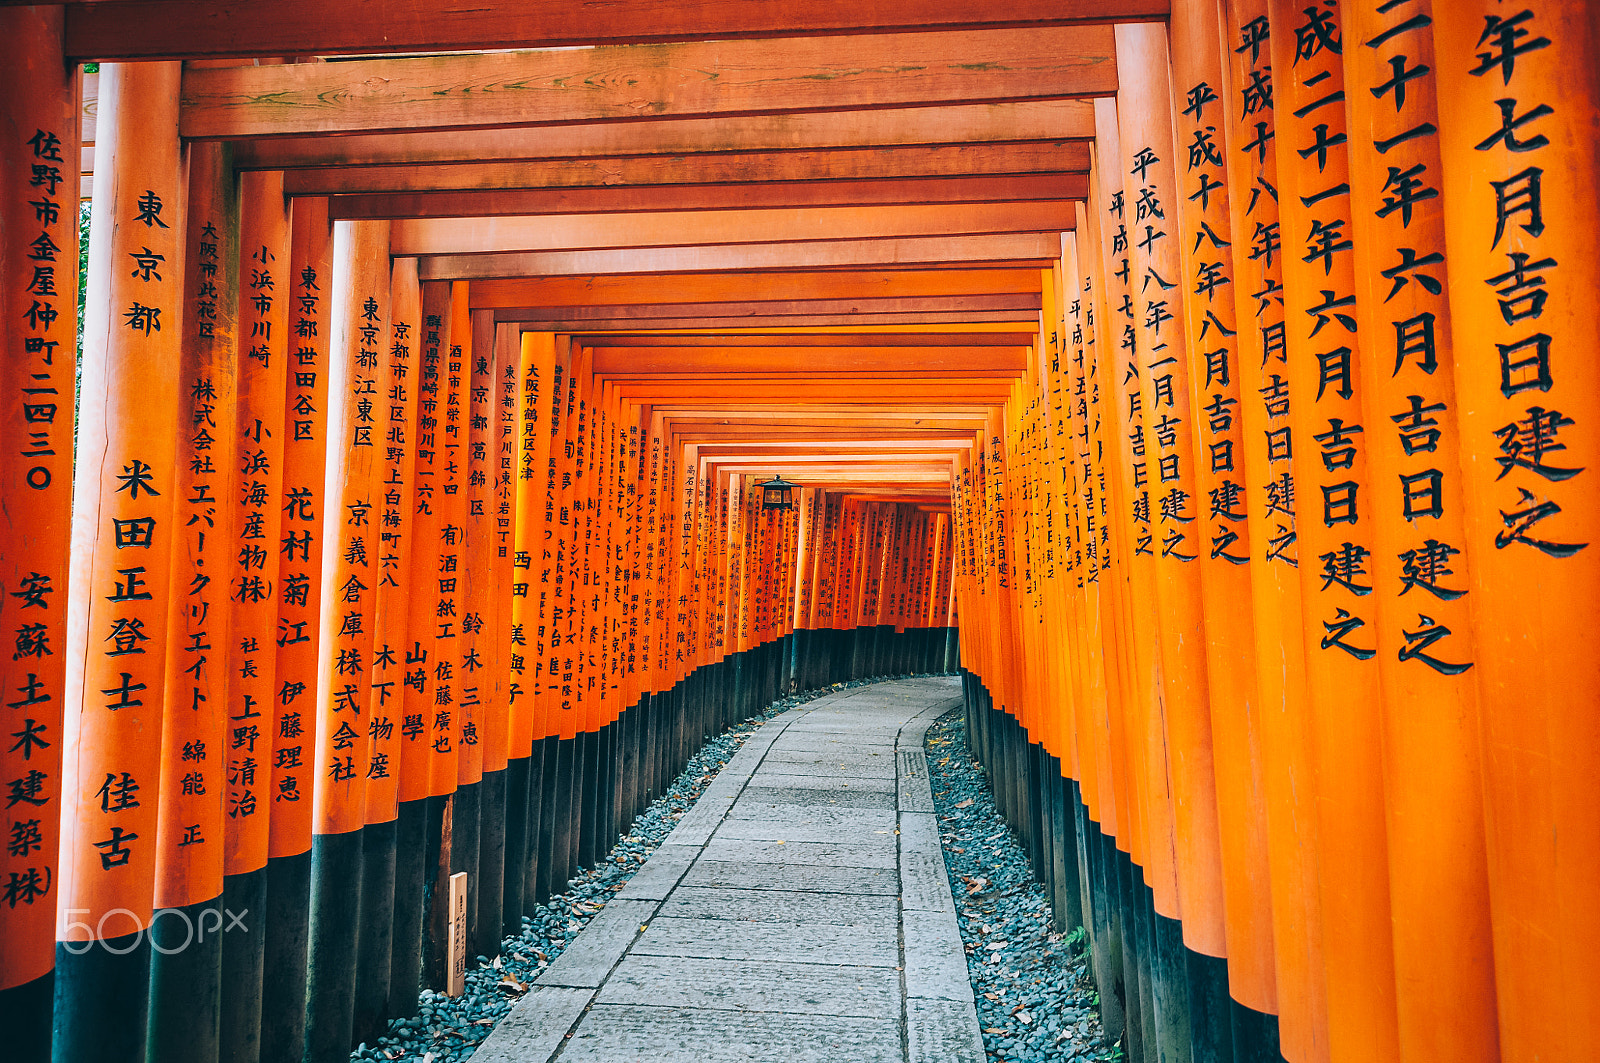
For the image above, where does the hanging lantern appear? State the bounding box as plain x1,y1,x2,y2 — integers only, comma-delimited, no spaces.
758,474,797,511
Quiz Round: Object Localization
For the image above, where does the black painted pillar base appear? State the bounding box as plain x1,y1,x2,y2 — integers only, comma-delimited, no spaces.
219,867,268,1063
353,818,397,1043
147,894,223,1063
53,931,151,1063
1,969,52,1063
477,768,507,958
303,828,363,1062
389,800,428,1018
261,850,311,1063
450,782,482,957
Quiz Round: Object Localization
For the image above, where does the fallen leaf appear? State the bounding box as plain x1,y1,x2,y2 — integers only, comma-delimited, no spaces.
1016,1010,1034,1024
955,798,974,809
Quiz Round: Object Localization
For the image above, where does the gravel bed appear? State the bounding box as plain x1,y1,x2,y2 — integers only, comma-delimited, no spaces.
353,674,944,1062
926,710,1116,1063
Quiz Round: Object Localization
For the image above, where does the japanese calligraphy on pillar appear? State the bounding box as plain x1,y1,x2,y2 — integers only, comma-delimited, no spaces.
1,15,78,967
271,198,329,844
227,172,290,874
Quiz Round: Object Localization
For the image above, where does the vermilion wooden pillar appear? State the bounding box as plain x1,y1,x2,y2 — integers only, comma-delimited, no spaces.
262,192,330,1063
1341,4,1500,1062
55,59,182,1063
1433,3,1600,1060
1216,2,1329,1058
222,166,291,1063
0,14,78,1057
303,218,388,1063
1266,2,1401,1060
1167,0,1279,1037
147,138,236,1063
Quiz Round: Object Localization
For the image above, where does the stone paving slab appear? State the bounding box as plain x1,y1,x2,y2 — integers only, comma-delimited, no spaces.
697,836,900,869
483,678,980,1063
630,916,900,967
658,885,897,925
738,784,898,810
680,857,900,895
748,772,896,793
595,954,900,1016
556,1004,904,1063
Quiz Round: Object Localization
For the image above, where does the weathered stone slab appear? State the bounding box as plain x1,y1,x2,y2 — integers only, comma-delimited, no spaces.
748,772,896,793
739,784,898,810
534,898,658,988
660,885,898,925
682,858,900,895
906,997,986,1063
723,801,898,833
762,751,897,778
557,1004,905,1063
614,843,699,902
712,812,899,845
901,907,975,1002
631,916,899,967
596,954,900,1016
470,984,593,1063
698,836,900,870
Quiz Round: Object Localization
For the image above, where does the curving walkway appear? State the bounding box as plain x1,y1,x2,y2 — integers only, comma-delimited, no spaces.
474,677,982,1063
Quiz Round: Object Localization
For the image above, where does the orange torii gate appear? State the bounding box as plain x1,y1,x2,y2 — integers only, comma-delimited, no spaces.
0,4,1596,1063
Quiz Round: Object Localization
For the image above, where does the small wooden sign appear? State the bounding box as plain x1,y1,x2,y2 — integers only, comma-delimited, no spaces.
447,871,468,997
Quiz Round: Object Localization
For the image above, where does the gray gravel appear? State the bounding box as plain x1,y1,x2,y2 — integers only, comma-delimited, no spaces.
925,711,1116,1063
352,673,946,1062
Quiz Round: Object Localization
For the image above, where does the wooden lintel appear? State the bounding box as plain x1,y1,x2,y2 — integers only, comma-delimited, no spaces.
238,101,1095,171
469,270,1041,309
392,201,1075,256
179,27,1116,138
579,332,1036,347
68,0,1166,61
588,345,1028,375
496,293,1041,323
515,311,1038,330
326,173,1091,220
420,233,1061,280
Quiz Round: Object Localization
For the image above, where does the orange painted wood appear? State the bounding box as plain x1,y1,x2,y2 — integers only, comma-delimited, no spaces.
514,312,1041,331
1341,4,1499,1060
324,173,1092,220
472,270,1040,308
69,0,1164,60
590,345,1027,376
1433,2,1600,1058
179,27,1117,139
365,257,421,822
592,332,1035,347
1266,1,1401,1058
1168,2,1277,997
392,202,1077,257
153,140,235,912
270,195,332,858
313,219,390,835
226,168,292,873
0,7,76,980
1215,0,1328,1053
501,295,1041,323
58,60,184,941
238,101,1096,172
424,235,1062,280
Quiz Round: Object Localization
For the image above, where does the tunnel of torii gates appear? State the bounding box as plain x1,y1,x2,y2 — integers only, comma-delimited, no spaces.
0,1,1595,1062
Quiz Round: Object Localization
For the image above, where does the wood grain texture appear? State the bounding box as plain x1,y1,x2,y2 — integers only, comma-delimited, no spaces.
468,270,1041,308
327,174,1091,220
180,27,1116,138
68,0,1166,60
421,233,1059,280
238,101,1096,170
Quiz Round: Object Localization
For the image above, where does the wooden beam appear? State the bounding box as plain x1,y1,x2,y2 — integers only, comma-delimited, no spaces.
392,202,1074,256
421,233,1061,280
239,101,1096,171
67,0,1166,61
327,173,1091,220
497,293,1041,323
580,332,1036,347
469,269,1041,308
588,345,1028,375
518,311,1038,330
179,27,1116,138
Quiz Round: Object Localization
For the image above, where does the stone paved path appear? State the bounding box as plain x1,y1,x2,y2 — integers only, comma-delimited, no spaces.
474,676,984,1063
